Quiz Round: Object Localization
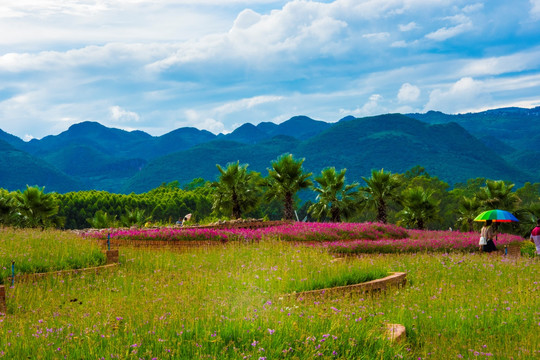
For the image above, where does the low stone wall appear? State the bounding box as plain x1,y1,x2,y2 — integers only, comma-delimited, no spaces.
283,272,407,299
184,220,292,230
1,250,120,315
6,263,118,284
98,239,229,249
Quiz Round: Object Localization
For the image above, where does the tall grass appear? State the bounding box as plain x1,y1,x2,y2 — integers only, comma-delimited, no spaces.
0,241,396,359
0,230,538,359
0,228,105,284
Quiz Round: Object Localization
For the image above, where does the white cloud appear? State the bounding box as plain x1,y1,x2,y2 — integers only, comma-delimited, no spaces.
424,77,490,113
1,0,540,141
0,43,172,73
233,8,262,29
459,48,540,77
184,109,225,133
462,3,484,13
341,94,386,117
110,106,140,123
213,95,284,116
362,32,391,41
391,40,408,48
531,0,540,19
425,14,473,41
399,21,418,31
398,83,420,103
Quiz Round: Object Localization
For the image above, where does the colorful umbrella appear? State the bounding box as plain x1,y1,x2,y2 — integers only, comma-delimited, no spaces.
474,209,519,222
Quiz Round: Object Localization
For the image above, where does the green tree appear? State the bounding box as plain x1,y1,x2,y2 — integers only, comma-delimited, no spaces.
455,196,482,232
120,209,152,227
397,167,451,228
309,167,358,222
397,187,440,230
12,186,62,228
361,169,401,224
0,189,15,226
476,180,521,211
264,154,312,221
515,182,540,207
87,210,117,229
211,162,261,219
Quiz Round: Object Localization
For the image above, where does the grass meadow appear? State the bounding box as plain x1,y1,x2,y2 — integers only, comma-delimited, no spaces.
0,228,105,284
0,229,539,359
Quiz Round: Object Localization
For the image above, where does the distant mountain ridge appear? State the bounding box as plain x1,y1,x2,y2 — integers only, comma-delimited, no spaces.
1,107,538,193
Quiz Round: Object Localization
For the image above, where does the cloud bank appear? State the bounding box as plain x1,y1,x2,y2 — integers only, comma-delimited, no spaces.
0,0,539,139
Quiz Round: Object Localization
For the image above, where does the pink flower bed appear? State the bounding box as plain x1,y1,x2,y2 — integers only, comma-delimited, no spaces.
83,227,230,242
82,222,408,243
322,229,523,254
82,223,524,254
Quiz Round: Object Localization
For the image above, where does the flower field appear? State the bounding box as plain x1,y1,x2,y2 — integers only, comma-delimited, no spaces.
82,222,528,255
83,222,408,243
323,229,524,254
0,228,105,284
0,232,538,359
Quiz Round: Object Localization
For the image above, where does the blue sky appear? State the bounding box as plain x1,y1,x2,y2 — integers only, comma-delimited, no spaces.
1,0,540,140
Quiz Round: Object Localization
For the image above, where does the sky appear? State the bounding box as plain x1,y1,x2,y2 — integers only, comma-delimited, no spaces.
1,0,540,141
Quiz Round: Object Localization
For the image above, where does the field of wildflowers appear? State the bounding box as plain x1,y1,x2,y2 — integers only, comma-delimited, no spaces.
0,228,105,284
83,222,529,256
324,229,525,255
0,232,538,359
84,222,409,244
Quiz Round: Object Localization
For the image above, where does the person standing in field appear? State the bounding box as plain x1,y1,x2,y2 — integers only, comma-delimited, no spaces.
480,219,497,253
531,219,540,255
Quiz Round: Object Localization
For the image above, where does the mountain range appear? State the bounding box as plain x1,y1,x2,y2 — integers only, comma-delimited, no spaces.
1,107,539,194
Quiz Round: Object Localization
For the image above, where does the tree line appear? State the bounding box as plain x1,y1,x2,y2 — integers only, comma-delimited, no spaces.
1,153,539,235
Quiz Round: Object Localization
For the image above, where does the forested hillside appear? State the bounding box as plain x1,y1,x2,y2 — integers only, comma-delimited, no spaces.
1,108,539,193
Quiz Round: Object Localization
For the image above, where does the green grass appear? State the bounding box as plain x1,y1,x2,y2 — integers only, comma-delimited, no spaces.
520,240,538,257
0,231,538,359
0,228,106,284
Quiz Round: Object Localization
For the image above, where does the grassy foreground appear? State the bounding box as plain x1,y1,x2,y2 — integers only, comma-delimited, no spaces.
0,236,539,359
0,228,105,284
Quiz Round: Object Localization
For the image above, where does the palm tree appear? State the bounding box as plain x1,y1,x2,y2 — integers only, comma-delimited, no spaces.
87,210,117,229
361,169,401,224
309,167,358,222
476,180,521,211
515,201,540,237
264,154,312,221
455,196,482,232
397,187,440,230
12,186,61,228
211,161,261,219
120,208,152,228
0,189,14,226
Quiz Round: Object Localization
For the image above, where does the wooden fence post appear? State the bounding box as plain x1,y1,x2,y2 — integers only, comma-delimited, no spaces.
106,249,119,264
0,285,6,315
506,243,521,258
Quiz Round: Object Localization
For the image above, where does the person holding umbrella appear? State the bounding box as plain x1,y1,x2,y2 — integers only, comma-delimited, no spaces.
479,219,497,252
531,219,540,255
475,209,519,253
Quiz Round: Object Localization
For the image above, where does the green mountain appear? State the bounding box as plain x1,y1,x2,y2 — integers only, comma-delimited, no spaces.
296,114,529,185
1,109,538,193
407,107,540,182
407,107,540,152
24,121,153,159
124,114,532,193
0,139,81,192
124,135,300,193
219,115,333,144
0,129,26,149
